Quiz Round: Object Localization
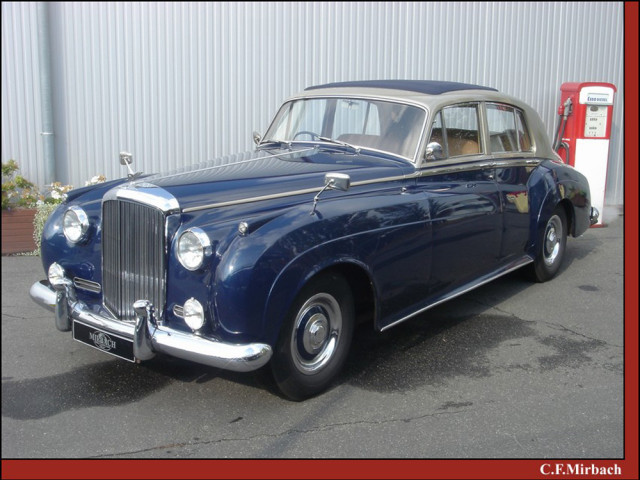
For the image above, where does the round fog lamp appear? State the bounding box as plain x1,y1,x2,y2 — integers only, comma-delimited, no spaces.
183,298,205,331
48,262,66,288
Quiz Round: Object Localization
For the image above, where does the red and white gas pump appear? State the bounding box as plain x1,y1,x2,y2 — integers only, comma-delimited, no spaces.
553,82,616,226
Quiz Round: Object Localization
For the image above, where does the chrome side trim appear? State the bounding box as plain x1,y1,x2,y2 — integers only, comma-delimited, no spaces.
182,173,417,213
182,186,324,212
351,172,419,187
416,158,542,177
183,158,542,213
380,256,534,332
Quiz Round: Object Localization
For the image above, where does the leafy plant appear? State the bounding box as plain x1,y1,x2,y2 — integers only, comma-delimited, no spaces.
33,202,60,254
2,160,42,209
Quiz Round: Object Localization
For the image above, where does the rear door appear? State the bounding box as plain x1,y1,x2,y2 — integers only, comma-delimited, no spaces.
484,103,537,261
417,103,502,295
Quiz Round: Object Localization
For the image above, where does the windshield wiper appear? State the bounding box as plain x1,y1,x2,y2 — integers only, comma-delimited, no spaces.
257,139,292,150
317,136,361,154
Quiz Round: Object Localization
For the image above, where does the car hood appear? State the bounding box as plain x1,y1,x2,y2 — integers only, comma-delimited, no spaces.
132,146,412,212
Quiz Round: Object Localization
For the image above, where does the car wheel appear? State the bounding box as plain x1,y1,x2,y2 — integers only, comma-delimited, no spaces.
531,207,567,282
271,272,354,401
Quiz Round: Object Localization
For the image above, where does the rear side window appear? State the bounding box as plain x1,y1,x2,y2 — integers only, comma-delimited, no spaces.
486,103,533,153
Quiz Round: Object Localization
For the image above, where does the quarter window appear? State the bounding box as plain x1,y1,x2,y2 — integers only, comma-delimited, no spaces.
516,110,533,151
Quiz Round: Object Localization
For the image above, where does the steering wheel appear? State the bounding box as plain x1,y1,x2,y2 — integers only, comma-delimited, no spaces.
293,131,321,140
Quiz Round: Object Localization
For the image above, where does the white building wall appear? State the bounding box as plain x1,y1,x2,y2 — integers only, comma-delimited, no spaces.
1,2,625,205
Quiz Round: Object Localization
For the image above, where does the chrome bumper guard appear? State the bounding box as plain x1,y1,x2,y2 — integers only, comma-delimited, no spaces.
29,280,272,372
590,207,600,226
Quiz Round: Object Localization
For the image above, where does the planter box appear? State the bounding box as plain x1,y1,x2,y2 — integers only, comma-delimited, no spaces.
2,208,37,254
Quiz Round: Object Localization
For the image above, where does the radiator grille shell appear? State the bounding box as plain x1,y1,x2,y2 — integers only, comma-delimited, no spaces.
102,199,167,322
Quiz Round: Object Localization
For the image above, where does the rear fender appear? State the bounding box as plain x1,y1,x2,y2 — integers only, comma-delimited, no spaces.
527,162,591,256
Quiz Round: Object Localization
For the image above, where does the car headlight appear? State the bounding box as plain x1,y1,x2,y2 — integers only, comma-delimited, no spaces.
177,228,212,271
62,206,89,243
183,297,205,331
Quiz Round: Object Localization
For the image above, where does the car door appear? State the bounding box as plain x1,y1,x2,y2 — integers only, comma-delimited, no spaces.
484,103,537,261
417,103,502,296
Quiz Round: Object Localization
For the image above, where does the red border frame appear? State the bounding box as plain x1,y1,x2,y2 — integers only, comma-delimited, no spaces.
2,3,638,479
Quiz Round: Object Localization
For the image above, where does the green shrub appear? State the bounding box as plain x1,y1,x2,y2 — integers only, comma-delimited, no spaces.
33,202,61,255
2,160,42,209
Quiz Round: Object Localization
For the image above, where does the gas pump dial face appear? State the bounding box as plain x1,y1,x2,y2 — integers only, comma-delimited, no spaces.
584,105,607,138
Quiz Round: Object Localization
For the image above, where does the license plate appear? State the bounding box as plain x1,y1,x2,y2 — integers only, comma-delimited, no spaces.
73,320,135,362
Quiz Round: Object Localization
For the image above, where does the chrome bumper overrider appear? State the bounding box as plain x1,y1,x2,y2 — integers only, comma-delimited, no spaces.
590,207,600,226
29,280,272,372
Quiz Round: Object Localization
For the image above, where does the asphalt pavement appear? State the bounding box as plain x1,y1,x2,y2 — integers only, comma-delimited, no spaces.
1,214,625,459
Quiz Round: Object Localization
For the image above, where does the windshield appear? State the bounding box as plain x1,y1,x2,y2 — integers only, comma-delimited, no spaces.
262,97,427,161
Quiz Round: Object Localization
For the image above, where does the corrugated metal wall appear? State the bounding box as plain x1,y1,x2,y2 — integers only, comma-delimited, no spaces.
2,2,625,204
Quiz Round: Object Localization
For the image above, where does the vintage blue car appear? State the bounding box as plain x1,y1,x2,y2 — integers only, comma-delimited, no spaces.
30,80,598,400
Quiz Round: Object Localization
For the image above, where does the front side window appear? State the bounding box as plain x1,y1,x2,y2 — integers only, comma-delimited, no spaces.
264,98,426,160
436,103,481,157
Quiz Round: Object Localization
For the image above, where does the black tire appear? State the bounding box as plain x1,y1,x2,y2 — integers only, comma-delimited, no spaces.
530,206,568,282
271,272,354,401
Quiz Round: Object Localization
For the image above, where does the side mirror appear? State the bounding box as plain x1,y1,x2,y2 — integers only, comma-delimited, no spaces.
119,151,133,166
425,142,444,161
119,151,142,181
325,172,351,192
311,173,351,215
252,131,262,145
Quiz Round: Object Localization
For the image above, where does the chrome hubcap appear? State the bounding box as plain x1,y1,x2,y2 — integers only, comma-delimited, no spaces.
291,293,342,374
543,215,562,266
303,313,329,352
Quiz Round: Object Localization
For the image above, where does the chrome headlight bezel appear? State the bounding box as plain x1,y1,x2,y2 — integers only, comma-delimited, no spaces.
177,227,212,271
62,206,90,243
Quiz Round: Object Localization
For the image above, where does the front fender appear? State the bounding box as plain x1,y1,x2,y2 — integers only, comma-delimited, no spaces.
214,189,430,345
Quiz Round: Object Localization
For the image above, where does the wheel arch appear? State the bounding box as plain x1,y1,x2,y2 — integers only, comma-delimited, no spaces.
263,255,378,346
557,198,575,237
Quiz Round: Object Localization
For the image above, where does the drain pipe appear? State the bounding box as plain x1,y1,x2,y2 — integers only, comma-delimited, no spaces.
37,2,55,185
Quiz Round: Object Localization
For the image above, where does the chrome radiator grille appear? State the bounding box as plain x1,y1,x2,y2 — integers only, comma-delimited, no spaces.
102,200,166,321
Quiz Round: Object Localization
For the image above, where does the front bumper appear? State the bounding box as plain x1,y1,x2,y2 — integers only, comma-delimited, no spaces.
29,279,272,372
